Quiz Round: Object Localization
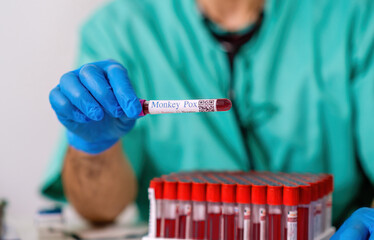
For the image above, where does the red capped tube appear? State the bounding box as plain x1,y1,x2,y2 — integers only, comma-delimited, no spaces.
140,98,232,115
251,182,267,240
149,178,163,238
206,182,221,240
191,181,207,240
162,180,178,238
236,184,251,240
267,185,283,240
283,185,299,240
221,183,236,240
177,180,192,239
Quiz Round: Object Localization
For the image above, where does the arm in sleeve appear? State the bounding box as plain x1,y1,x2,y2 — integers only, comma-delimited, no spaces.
351,1,374,186
40,3,146,201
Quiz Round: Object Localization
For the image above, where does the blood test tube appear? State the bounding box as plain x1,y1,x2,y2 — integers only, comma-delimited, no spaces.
177,180,192,239
250,182,267,240
283,185,299,240
206,182,221,240
325,175,334,230
278,175,312,240
267,184,283,240
191,181,207,240
313,180,323,237
221,183,237,240
162,180,178,238
236,184,251,240
319,177,328,233
296,183,311,240
149,178,163,238
139,98,232,115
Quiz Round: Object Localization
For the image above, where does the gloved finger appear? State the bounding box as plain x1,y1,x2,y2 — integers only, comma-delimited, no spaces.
105,64,142,119
78,64,124,118
332,223,369,240
332,208,374,240
59,72,104,121
49,86,91,123
369,233,374,240
118,115,136,132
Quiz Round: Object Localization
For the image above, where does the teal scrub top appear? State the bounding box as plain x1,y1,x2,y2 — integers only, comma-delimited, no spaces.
41,0,374,224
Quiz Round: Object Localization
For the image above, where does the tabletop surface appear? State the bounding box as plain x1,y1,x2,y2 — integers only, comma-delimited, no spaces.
3,205,148,240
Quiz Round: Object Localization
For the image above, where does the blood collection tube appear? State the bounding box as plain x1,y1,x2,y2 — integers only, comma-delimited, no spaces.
206,181,222,240
236,184,251,240
149,178,163,238
162,180,178,238
279,175,312,240
250,182,267,240
313,180,323,237
221,183,237,240
283,185,299,240
191,180,207,240
295,183,311,240
319,177,328,234
325,175,333,230
139,98,232,115
267,184,283,240
177,180,192,239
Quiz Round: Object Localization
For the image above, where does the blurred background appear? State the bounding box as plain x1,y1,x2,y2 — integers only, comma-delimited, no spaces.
0,0,108,220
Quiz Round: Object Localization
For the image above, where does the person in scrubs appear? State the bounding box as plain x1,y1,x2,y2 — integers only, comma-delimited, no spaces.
46,0,374,238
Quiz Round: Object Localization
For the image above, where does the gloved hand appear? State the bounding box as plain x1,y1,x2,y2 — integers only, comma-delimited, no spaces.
49,60,142,154
331,207,374,240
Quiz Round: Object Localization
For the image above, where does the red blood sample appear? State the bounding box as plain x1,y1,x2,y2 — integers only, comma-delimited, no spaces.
192,220,206,240
297,207,309,240
156,218,162,237
223,213,236,240
207,213,221,240
164,218,176,238
178,214,187,238
236,228,243,240
252,223,261,240
216,98,232,111
268,214,282,240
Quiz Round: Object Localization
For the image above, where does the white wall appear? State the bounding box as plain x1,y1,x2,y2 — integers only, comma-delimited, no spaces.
0,0,109,219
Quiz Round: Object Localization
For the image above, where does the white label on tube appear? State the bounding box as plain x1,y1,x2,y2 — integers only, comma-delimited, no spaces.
244,207,251,240
326,195,332,229
287,210,297,240
148,99,217,114
147,188,156,237
260,208,266,240
314,203,322,235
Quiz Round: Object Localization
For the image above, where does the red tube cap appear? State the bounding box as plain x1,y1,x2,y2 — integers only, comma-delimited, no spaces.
236,184,251,204
150,178,163,199
299,185,311,205
163,180,177,200
221,183,236,203
328,174,334,193
206,183,221,203
178,181,191,201
192,182,206,202
267,185,283,205
310,182,318,202
283,186,299,206
252,184,267,205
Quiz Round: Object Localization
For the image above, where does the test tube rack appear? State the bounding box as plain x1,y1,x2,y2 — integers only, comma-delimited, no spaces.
143,171,335,240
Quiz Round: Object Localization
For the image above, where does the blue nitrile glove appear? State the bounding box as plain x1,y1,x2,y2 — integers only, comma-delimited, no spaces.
49,60,142,154
331,208,374,240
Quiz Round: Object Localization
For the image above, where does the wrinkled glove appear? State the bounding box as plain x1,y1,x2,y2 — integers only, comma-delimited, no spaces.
49,60,142,154
331,207,374,240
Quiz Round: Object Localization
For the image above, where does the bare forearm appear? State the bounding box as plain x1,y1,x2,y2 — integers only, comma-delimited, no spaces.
62,142,137,224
